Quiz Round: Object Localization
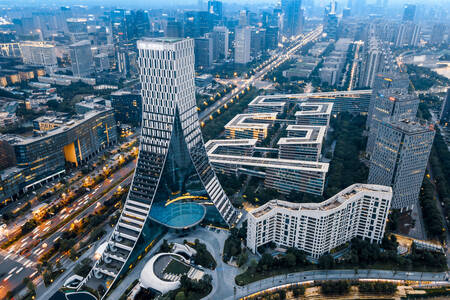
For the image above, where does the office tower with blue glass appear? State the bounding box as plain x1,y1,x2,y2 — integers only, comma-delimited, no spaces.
82,38,237,297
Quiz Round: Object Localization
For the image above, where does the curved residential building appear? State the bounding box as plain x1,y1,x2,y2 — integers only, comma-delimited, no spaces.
247,184,392,258
81,38,237,298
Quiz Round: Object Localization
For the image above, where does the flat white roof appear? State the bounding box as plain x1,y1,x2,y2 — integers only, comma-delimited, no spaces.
224,113,278,130
278,125,326,145
250,184,392,218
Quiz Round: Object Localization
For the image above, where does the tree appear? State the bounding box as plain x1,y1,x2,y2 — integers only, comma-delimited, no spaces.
283,253,296,267
318,253,335,269
237,251,249,267
175,291,186,300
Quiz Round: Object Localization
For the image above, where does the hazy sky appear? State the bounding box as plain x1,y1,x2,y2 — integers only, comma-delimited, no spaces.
2,0,449,8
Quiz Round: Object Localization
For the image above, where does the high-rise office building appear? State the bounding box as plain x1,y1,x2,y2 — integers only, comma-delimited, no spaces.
211,26,229,60
366,89,419,155
368,118,434,210
20,41,57,68
234,26,252,64
194,36,213,69
366,72,411,128
184,11,212,38
440,88,450,126
165,19,183,38
69,40,93,77
250,28,265,58
281,0,303,37
402,4,416,22
265,26,279,49
395,22,420,48
430,23,446,45
324,1,338,40
84,38,237,296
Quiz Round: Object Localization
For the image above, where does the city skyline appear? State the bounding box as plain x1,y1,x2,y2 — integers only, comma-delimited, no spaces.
0,0,448,299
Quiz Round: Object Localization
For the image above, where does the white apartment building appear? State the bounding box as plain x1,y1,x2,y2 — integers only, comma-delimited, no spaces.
247,184,392,258
368,118,435,210
234,26,251,64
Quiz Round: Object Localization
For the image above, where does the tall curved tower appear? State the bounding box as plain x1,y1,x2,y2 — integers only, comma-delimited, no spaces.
81,38,237,297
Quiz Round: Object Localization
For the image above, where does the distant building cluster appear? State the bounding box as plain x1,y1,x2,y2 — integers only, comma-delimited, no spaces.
207,101,333,196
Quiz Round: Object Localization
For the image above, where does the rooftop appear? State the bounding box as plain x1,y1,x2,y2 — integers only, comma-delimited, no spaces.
382,118,435,134
8,108,112,145
250,184,392,218
278,125,326,145
224,113,278,130
296,102,333,116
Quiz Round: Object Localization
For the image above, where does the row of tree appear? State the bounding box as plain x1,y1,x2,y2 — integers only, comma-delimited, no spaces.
419,178,446,241
324,113,368,198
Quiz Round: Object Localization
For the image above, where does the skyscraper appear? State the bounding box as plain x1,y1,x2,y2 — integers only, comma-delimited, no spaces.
366,89,419,155
358,38,383,88
368,118,434,210
235,26,252,64
69,40,93,77
208,0,223,21
281,0,303,37
402,4,416,22
83,38,237,296
194,36,213,69
211,26,229,60
430,23,446,45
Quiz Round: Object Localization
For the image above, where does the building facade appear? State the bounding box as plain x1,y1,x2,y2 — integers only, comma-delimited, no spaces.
82,38,237,298
247,184,392,258
20,41,57,68
368,118,434,210
69,40,94,77
235,26,251,64
0,108,117,202
366,89,419,156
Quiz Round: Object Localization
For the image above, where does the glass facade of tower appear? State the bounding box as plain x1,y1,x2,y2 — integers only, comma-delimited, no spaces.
81,38,237,298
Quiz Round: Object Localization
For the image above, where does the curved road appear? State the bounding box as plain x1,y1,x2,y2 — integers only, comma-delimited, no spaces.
223,269,449,300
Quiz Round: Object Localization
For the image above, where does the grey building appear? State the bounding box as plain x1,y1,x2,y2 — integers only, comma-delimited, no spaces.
0,108,117,202
194,36,213,69
366,72,411,130
69,40,93,77
366,89,419,156
281,0,303,37
211,26,229,60
368,118,434,210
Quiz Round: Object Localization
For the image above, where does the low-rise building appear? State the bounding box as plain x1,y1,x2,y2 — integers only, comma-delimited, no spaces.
295,102,333,127
224,113,278,142
0,108,117,202
206,139,328,195
278,125,326,161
